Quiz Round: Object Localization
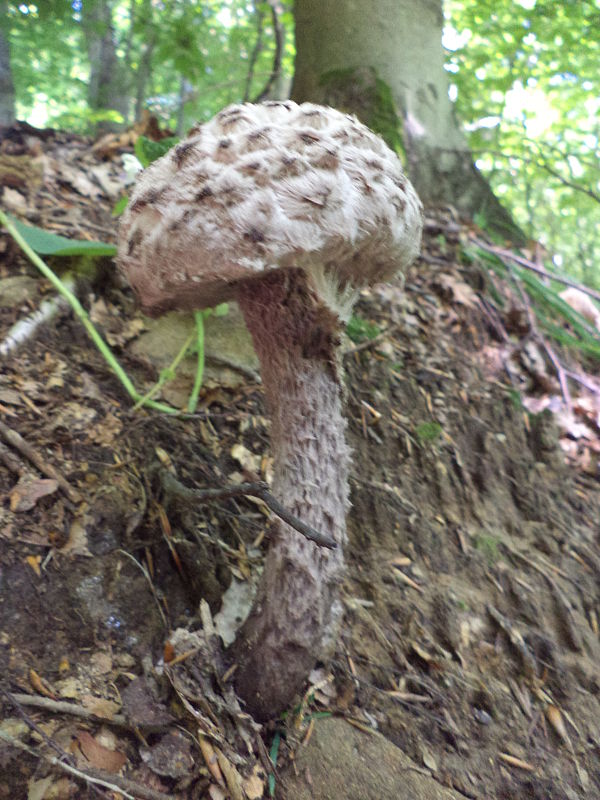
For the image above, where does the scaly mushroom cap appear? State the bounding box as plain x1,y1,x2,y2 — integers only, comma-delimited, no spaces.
118,101,423,320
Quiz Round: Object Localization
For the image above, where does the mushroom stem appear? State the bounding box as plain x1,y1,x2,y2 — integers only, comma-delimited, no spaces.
232,270,350,719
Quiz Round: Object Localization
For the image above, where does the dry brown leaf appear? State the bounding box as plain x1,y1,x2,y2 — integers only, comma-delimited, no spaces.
25,555,42,577
10,477,59,512
76,730,127,773
199,735,225,786
231,443,261,473
216,747,245,800
208,786,228,800
242,764,266,799
29,669,56,700
546,705,571,748
80,695,121,720
61,518,92,558
498,752,535,772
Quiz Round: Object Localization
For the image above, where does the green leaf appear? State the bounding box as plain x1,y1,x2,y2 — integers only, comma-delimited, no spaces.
268,732,281,798
112,195,129,217
134,135,179,168
346,315,381,343
415,421,443,442
7,216,116,257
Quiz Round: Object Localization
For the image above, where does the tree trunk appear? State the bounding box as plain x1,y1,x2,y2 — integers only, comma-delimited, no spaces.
0,1,15,127
292,0,524,242
82,0,130,132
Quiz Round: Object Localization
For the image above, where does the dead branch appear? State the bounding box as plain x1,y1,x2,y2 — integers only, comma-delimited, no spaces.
243,1,266,102
160,469,338,549
506,260,572,412
252,0,284,102
0,420,82,504
474,239,600,305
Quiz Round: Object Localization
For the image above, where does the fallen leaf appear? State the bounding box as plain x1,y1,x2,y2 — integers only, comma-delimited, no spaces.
25,555,42,577
80,695,121,720
10,476,59,512
242,764,266,799
230,443,261,473
29,669,56,700
199,735,225,786
76,730,127,773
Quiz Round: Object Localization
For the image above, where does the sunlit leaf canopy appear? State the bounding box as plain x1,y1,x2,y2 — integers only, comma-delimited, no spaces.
5,0,600,286
445,0,600,285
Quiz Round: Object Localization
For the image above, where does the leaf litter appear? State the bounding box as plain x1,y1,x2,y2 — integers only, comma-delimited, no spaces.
0,121,599,799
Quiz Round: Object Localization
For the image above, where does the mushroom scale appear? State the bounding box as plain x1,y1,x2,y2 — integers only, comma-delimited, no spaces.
118,100,423,321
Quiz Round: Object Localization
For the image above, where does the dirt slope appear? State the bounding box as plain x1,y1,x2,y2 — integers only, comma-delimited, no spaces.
0,122,599,800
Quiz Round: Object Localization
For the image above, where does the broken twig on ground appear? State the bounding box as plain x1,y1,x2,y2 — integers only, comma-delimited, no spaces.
0,420,83,504
160,469,338,549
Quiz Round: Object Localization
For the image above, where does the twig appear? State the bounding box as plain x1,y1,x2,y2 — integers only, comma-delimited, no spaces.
243,0,265,102
252,0,284,102
160,470,338,550
0,728,174,800
0,419,82,504
0,210,178,415
564,369,600,395
117,550,169,629
7,692,132,729
343,324,399,356
0,274,76,357
506,262,572,413
469,147,600,205
473,238,600,304
487,604,537,679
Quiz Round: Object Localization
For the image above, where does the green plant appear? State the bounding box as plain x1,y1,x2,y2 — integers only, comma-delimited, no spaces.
415,421,443,443
346,314,380,343
472,533,500,565
0,210,178,413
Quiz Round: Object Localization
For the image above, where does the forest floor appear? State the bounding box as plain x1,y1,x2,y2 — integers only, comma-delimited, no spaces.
1,121,600,800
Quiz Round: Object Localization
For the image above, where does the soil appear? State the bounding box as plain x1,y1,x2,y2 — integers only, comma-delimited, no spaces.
0,122,599,800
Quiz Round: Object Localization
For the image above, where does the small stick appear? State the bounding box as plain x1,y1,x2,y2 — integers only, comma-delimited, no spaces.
160,470,338,550
1,689,105,799
343,324,399,356
0,419,82,504
507,263,572,413
0,729,175,800
7,692,132,729
0,274,76,358
474,238,600,304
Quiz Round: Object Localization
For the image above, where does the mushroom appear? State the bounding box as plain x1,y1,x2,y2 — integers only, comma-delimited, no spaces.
118,100,423,719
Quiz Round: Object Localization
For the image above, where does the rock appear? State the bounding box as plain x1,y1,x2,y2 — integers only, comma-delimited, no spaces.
0,275,39,307
284,717,464,800
130,304,259,403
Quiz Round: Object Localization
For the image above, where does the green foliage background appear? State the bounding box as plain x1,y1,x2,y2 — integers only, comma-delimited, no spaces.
3,0,599,287
446,0,600,286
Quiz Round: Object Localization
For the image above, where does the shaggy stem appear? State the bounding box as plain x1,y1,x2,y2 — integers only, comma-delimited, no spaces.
233,271,350,719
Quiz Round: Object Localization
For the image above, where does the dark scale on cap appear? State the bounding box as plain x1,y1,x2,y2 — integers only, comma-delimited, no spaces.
195,185,214,201
172,140,197,167
299,131,321,145
244,227,266,243
130,188,162,213
127,228,143,255
311,149,339,171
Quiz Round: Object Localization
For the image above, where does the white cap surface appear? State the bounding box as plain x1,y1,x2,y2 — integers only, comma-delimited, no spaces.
118,101,423,318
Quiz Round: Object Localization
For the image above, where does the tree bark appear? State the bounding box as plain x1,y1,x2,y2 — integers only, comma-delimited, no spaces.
82,0,130,132
0,1,15,127
292,0,524,242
